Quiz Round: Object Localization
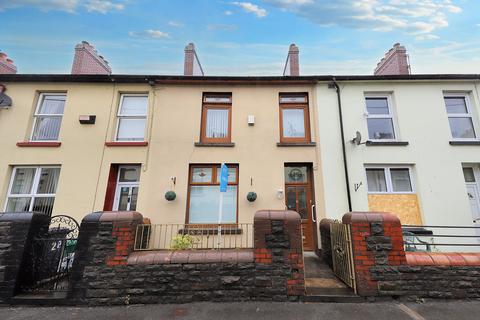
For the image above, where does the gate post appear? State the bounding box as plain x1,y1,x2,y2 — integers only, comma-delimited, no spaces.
68,211,144,302
0,212,50,303
342,212,406,297
253,210,305,300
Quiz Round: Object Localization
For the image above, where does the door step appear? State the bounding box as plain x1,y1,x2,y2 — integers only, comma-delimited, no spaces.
302,294,365,303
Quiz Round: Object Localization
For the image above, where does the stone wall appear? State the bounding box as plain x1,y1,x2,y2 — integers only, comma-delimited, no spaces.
341,211,480,299
68,210,304,305
0,212,50,303
319,219,333,268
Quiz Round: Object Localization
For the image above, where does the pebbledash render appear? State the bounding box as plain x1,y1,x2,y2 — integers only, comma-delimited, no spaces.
0,42,480,252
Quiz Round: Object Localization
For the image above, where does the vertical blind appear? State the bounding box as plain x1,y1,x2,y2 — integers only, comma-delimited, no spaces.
6,167,60,216
32,95,66,141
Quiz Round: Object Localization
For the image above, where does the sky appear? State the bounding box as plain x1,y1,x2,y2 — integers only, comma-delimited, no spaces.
1,0,480,75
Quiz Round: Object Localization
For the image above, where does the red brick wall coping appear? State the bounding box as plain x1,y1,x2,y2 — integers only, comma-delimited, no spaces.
127,249,254,265
342,211,400,225
407,252,480,266
82,211,144,223
254,210,300,221
16,141,61,147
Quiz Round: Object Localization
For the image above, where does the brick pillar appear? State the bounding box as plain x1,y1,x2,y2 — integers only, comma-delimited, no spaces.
342,212,406,296
254,210,304,301
68,211,143,301
0,212,50,302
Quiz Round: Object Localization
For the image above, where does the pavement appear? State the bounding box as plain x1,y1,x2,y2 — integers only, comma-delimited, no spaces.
2,300,480,320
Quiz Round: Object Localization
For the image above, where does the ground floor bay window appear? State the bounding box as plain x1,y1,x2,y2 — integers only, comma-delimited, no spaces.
5,166,61,216
187,164,238,224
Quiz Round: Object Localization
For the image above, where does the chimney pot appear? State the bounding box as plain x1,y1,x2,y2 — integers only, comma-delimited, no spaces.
374,43,410,76
71,41,112,75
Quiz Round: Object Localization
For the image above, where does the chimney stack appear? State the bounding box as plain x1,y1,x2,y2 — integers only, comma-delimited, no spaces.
0,52,17,74
374,43,410,76
71,41,112,75
184,43,204,76
283,44,300,76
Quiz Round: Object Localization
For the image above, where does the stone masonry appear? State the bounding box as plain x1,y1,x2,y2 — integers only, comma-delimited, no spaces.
0,212,50,303
66,210,304,305
341,211,480,299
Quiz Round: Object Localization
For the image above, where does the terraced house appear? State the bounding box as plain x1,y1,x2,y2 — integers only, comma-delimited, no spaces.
0,41,479,254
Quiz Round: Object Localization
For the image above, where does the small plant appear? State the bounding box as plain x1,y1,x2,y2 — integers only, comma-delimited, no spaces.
171,234,195,250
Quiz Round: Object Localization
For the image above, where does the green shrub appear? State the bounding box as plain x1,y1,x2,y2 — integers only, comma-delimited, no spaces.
171,234,195,250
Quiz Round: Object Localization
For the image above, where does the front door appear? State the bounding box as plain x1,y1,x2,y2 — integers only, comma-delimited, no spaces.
113,165,140,211
463,166,480,241
285,164,316,251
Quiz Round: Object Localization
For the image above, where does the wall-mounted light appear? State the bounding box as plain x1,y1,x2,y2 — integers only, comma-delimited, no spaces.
276,189,284,200
248,115,255,126
79,115,96,124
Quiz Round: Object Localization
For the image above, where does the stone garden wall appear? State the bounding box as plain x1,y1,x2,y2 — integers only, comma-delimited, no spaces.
340,212,480,299
67,210,305,305
0,212,50,303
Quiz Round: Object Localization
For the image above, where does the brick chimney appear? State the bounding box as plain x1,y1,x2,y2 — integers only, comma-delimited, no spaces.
184,43,204,76
0,52,17,74
374,43,410,76
283,44,299,76
71,41,112,75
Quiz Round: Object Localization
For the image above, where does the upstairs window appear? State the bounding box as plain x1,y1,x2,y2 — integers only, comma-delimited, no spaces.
116,94,148,141
444,95,477,140
279,93,310,143
366,166,413,193
201,93,232,143
31,93,66,141
365,96,396,140
5,166,61,216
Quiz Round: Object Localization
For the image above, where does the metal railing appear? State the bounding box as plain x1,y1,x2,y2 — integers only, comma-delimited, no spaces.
134,223,254,251
330,221,356,294
402,225,480,252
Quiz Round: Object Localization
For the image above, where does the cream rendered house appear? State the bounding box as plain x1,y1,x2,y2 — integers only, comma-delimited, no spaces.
1,42,480,252
0,43,323,251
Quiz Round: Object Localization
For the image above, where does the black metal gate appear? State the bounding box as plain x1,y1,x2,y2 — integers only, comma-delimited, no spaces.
17,215,79,296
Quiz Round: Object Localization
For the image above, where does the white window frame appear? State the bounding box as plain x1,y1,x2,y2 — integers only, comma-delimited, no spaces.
30,93,66,142
4,166,61,212
113,165,141,211
364,93,397,142
115,94,149,142
444,93,478,141
365,165,414,194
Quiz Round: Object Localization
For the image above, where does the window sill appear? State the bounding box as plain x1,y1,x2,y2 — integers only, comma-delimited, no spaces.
16,141,61,147
105,141,149,147
276,142,316,147
194,142,235,147
449,140,480,146
366,141,409,146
